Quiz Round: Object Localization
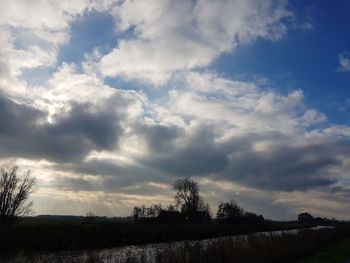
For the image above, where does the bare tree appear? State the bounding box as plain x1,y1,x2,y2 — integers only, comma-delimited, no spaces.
146,204,162,218
132,204,162,222
172,178,201,212
166,204,176,211
0,166,35,224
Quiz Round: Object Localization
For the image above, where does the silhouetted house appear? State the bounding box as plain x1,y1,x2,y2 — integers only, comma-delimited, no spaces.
156,210,184,223
184,211,212,223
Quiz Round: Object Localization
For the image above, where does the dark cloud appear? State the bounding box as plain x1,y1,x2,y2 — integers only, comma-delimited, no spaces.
0,92,45,136
135,126,345,191
52,120,348,193
0,92,125,162
136,123,183,153
52,175,171,196
140,125,230,176
1,91,348,194
224,138,342,191
55,158,171,191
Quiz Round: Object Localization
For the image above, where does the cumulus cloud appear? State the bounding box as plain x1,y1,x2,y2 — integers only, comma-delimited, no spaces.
337,51,350,73
100,0,291,84
0,0,115,95
168,72,325,134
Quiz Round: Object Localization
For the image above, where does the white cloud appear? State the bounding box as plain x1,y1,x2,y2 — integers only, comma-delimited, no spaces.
337,51,350,73
166,72,323,134
323,125,350,138
0,0,115,96
301,109,326,126
100,0,291,85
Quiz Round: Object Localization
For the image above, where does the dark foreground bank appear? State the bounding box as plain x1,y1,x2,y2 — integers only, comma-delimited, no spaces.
0,219,314,255
1,226,350,263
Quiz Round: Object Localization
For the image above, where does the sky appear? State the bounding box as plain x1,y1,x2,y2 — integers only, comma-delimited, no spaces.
0,0,350,220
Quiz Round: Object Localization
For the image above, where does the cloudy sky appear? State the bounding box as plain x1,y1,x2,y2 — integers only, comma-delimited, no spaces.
1,0,350,220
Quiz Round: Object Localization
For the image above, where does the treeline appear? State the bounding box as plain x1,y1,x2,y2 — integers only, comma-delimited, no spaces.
298,212,349,225
216,200,264,224
131,177,264,225
131,178,349,227
132,204,164,221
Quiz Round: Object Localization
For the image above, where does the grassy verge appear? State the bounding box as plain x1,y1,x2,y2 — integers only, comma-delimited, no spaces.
297,237,350,263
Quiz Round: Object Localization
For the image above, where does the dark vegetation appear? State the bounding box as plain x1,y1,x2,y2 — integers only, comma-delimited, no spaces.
0,166,35,225
132,178,212,223
0,217,312,255
1,167,350,262
2,226,350,263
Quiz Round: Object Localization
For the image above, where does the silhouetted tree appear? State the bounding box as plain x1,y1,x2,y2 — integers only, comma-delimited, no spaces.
166,204,176,211
217,200,244,220
146,204,162,217
244,212,264,224
86,211,95,217
132,204,163,221
85,211,96,223
201,200,212,217
217,200,264,224
172,178,201,212
0,166,35,224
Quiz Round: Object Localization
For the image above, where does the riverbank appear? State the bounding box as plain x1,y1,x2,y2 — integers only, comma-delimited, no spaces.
145,227,350,263
1,226,349,263
0,220,313,255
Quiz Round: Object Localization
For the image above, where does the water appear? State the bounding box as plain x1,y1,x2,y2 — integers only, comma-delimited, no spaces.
4,225,334,263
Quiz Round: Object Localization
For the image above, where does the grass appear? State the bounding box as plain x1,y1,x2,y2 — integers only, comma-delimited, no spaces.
297,237,350,263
